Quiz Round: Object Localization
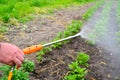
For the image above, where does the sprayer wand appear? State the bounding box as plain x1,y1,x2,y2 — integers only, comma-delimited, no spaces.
8,33,81,80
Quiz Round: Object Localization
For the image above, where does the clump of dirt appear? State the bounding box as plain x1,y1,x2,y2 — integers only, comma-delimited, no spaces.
30,37,107,80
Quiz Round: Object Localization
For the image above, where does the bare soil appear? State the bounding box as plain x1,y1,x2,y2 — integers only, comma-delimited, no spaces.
30,37,106,80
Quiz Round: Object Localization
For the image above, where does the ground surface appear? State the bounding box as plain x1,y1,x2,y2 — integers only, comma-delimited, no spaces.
1,2,94,65
31,37,106,80
0,2,111,80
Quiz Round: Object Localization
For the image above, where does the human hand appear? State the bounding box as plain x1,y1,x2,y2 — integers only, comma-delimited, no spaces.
0,43,24,67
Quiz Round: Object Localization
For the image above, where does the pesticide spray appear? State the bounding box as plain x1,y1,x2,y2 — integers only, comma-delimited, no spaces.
80,0,120,79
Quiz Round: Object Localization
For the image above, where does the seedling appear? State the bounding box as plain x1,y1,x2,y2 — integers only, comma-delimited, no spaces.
0,60,35,80
64,52,89,80
82,0,104,20
69,61,79,70
22,60,35,72
51,38,63,49
37,47,52,61
77,52,90,67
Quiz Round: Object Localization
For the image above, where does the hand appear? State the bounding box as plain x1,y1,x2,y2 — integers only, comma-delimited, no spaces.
0,43,24,67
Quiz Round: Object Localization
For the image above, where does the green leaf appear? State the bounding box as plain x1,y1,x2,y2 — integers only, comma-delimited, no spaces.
69,61,79,70
77,52,90,66
22,60,35,72
64,74,77,80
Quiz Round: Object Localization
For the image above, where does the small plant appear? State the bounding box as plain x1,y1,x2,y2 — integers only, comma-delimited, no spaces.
69,61,79,70
37,46,52,61
56,31,64,39
0,60,35,80
64,52,89,80
66,20,83,36
51,42,62,49
64,67,87,80
77,52,90,67
82,0,104,20
22,60,35,72
51,37,63,49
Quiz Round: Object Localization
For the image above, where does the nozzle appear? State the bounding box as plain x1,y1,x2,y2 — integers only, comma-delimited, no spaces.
8,66,15,80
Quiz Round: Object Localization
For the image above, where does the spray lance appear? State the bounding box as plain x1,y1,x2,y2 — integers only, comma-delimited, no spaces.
8,33,81,80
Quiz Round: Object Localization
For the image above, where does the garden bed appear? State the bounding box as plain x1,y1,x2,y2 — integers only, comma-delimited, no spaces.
29,37,106,80
0,1,107,80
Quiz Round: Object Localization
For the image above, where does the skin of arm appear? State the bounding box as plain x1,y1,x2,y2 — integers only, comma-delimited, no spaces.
0,42,24,67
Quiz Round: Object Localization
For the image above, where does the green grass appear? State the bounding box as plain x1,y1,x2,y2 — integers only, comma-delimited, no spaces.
0,0,96,24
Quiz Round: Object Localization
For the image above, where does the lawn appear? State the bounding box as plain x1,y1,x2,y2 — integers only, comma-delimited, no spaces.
0,0,96,23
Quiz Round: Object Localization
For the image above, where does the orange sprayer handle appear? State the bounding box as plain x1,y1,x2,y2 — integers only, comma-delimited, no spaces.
8,45,43,80
23,44,43,54
8,71,13,80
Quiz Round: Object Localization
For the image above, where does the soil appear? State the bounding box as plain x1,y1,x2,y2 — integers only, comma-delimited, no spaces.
0,2,109,80
0,2,94,63
30,37,106,80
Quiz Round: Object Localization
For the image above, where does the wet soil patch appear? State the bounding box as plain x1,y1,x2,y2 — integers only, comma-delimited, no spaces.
30,37,106,80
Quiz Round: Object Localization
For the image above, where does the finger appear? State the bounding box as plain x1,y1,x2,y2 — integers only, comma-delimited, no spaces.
7,62,14,66
16,52,24,62
17,48,24,56
13,57,22,67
